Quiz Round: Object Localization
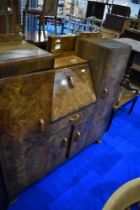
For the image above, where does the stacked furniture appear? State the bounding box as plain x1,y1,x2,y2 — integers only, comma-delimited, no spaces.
0,0,20,34
0,34,131,207
101,5,131,38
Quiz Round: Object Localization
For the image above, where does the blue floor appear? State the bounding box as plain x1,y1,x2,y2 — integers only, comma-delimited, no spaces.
9,97,140,210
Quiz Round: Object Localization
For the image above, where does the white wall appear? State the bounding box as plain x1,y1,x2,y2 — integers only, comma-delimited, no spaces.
64,0,140,17
108,0,140,17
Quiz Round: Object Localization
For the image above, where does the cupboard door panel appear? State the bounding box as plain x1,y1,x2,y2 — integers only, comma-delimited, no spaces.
68,117,91,158
86,114,109,146
1,127,71,201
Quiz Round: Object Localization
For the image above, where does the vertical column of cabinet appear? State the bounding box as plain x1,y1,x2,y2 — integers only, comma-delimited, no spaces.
75,37,131,146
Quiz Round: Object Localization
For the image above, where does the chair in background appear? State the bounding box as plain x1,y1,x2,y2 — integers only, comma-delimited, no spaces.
22,0,59,38
0,0,12,33
103,178,140,210
111,4,131,17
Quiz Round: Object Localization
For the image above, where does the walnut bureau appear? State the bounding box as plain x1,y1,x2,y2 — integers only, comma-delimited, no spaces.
0,35,131,207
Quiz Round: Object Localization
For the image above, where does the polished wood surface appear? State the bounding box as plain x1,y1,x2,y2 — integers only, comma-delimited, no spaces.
54,54,87,69
52,64,96,121
0,71,54,140
0,40,54,78
48,35,77,54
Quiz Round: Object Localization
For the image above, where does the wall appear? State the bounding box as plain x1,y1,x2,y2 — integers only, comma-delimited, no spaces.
109,0,140,17
64,0,140,17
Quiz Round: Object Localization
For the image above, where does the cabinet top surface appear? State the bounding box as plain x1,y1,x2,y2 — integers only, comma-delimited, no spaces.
0,40,54,78
115,38,140,53
0,40,53,64
54,55,87,69
82,38,132,50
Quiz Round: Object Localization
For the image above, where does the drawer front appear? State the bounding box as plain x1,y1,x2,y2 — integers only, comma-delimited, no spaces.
68,117,92,158
1,127,71,201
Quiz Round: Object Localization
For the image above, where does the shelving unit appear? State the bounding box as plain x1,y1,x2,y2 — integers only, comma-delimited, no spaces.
130,18,140,30
64,14,102,34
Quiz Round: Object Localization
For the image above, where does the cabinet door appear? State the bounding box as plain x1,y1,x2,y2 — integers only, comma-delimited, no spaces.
0,168,7,210
1,127,71,201
68,117,91,158
86,114,109,146
22,127,71,187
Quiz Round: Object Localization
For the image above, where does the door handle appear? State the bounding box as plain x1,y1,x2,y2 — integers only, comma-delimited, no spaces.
67,75,74,88
61,138,68,147
40,118,45,132
74,131,81,141
101,88,109,99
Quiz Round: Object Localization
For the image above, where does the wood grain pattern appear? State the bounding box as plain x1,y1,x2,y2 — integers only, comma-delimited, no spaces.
68,117,92,158
0,127,71,201
0,71,54,141
0,37,132,204
75,37,131,144
52,64,96,121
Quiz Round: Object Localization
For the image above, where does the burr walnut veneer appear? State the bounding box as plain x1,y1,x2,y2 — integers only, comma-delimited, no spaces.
0,35,131,207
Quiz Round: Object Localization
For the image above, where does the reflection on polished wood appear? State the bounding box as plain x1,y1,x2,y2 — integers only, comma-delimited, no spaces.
0,39,54,78
54,54,87,69
52,64,96,121
24,31,49,43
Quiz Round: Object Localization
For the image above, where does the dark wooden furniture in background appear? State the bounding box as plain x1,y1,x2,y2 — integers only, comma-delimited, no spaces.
0,0,12,34
103,14,130,35
107,38,140,130
111,4,131,17
86,1,112,19
0,34,131,206
130,18,140,31
0,0,20,34
123,28,140,41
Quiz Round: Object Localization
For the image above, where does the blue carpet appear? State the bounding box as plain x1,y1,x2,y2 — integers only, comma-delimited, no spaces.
9,97,140,210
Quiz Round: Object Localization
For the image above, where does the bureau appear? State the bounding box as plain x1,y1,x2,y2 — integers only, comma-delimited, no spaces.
0,34,131,205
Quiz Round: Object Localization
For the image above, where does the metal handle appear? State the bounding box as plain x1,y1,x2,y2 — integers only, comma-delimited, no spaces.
61,138,68,147
40,118,45,132
69,114,80,122
74,131,81,141
67,75,74,88
101,88,109,99
76,131,81,137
